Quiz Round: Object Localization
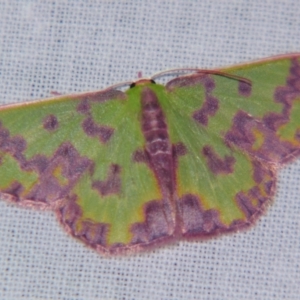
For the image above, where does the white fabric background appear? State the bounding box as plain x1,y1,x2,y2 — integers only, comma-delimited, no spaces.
0,1,299,299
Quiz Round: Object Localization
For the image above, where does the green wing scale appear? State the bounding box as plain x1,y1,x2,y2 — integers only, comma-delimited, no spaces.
0,54,300,255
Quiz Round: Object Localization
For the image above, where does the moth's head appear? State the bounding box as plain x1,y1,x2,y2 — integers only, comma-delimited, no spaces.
130,79,156,88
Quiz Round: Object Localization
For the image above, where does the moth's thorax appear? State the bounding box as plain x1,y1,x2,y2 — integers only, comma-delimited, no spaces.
134,79,153,86
140,87,175,196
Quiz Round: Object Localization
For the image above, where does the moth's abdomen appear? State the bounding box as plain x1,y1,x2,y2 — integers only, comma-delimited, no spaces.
141,87,175,196
141,88,170,154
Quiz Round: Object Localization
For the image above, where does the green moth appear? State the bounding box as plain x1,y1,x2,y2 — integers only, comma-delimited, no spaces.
1,54,300,256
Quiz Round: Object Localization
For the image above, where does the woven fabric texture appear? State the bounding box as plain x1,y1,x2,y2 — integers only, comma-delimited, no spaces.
0,1,299,299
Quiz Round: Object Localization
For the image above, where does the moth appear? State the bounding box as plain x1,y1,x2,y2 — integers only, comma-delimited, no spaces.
1,54,300,255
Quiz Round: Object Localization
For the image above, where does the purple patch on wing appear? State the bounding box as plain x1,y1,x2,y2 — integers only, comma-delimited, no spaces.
225,110,299,164
274,58,300,113
173,142,187,157
25,142,92,204
82,117,114,143
130,199,174,245
202,145,235,175
287,77,300,90
132,149,149,163
225,110,256,147
235,191,270,221
233,159,276,223
26,155,49,174
0,132,26,157
265,180,274,195
193,95,219,126
57,195,110,252
249,186,269,205
43,114,59,131
0,125,91,206
252,160,265,183
58,195,82,228
0,124,27,163
263,112,288,131
3,181,24,202
177,194,225,236
77,221,108,247
92,164,121,196
235,192,260,219
295,128,300,141
252,160,275,185
202,77,216,93
76,99,91,114
290,59,300,76
238,81,252,97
